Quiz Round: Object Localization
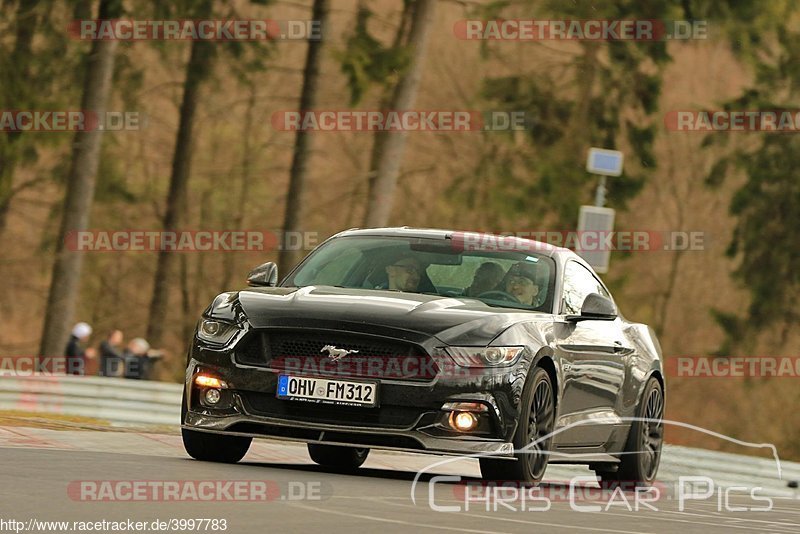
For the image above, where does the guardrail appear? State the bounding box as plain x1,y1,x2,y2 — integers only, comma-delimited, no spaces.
0,373,798,496
0,373,181,426
659,444,800,497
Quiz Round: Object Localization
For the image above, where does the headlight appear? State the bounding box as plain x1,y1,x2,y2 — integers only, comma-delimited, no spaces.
446,346,524,367
197,319,240,346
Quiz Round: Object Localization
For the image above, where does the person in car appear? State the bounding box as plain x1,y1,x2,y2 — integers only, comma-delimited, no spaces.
500,261,541,305
465,262,505,297
385,255,424,292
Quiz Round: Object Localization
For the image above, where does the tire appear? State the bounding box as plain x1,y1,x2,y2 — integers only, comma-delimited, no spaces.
307,444,369,471
182,428,252,463
181,389,252,463
480,366,555,485
596,377,664,488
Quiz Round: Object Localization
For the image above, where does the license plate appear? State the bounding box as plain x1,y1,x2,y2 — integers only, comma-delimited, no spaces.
276,375,378,407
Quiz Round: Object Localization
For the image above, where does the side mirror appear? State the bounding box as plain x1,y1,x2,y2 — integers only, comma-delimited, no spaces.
567,293,617,322
247,262,278,287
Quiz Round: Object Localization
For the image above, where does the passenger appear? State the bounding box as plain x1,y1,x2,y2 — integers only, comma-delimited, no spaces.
65,322,96,375
501,262,541,305
98,329,124,377
465,262,505,297
385,255,424,292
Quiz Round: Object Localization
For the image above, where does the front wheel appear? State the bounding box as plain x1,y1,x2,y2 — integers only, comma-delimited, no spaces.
307,444,369,471
181,389,252,463
182,428,252,463
480,366,555,485
596,377,664,487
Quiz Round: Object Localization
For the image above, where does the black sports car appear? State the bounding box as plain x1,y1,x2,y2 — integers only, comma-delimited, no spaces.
182,227,665,485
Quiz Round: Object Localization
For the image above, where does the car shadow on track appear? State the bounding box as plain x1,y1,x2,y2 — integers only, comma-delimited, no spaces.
234,460,483,483
204,458,613,493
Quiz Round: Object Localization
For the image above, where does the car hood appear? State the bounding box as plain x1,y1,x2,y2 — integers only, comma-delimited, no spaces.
235,286,549,346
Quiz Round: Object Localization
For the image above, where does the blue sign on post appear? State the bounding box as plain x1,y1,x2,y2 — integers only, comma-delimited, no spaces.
586,148,624,177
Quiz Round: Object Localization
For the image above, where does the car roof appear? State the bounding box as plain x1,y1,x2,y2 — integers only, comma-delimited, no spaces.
332,226,575,260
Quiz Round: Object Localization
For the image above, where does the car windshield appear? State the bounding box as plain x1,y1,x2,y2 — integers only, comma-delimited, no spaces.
282,235,556,312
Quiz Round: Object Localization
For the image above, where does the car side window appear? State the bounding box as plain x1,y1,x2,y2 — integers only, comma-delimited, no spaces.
562,261,612,315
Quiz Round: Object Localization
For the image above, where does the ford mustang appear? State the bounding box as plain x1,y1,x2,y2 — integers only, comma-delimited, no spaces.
181,227,665,485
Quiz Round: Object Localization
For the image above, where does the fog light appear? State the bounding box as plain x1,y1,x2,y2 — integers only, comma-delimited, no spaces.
450,411,478,432
204,388,221,405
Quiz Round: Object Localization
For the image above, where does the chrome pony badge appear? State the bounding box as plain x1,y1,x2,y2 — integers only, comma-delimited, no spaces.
321,345,359,362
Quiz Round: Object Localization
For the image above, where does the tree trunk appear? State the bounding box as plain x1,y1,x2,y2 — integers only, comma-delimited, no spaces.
38,0,122,357
180,253,192,347
278,0,331,276
362,0,437,228
566,42,597,154
146,0,214,347
0,0,43,231
221,83,257,291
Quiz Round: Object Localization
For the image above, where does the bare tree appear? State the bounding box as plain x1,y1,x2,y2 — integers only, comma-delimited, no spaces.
362,0,437,227
278,0,331,276
0,0,43,230
221,82,257,291
146,0,215,347
38,0,122,357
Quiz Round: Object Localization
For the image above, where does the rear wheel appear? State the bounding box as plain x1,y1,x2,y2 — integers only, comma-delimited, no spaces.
307,444,369,471
596,377,664,487
480,367,555,485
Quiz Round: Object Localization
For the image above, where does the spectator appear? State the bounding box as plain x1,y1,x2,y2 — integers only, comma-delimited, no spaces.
65,322,96,375
122,337,164,380
98,330,124,377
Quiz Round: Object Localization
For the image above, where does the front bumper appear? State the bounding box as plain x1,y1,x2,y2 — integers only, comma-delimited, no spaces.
183,335,532,458
183,399,514,457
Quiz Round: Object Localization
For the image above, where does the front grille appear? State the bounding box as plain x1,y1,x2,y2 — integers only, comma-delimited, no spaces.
235,329,438,381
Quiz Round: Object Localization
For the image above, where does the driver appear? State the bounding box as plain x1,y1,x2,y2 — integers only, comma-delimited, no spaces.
385,255,424,292
501,261,541,305
465,262,505,297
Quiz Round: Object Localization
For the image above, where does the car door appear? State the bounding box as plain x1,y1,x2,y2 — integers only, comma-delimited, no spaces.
553,260,630,448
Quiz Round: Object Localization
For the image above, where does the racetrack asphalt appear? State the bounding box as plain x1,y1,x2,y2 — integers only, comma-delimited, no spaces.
1,425,799,533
